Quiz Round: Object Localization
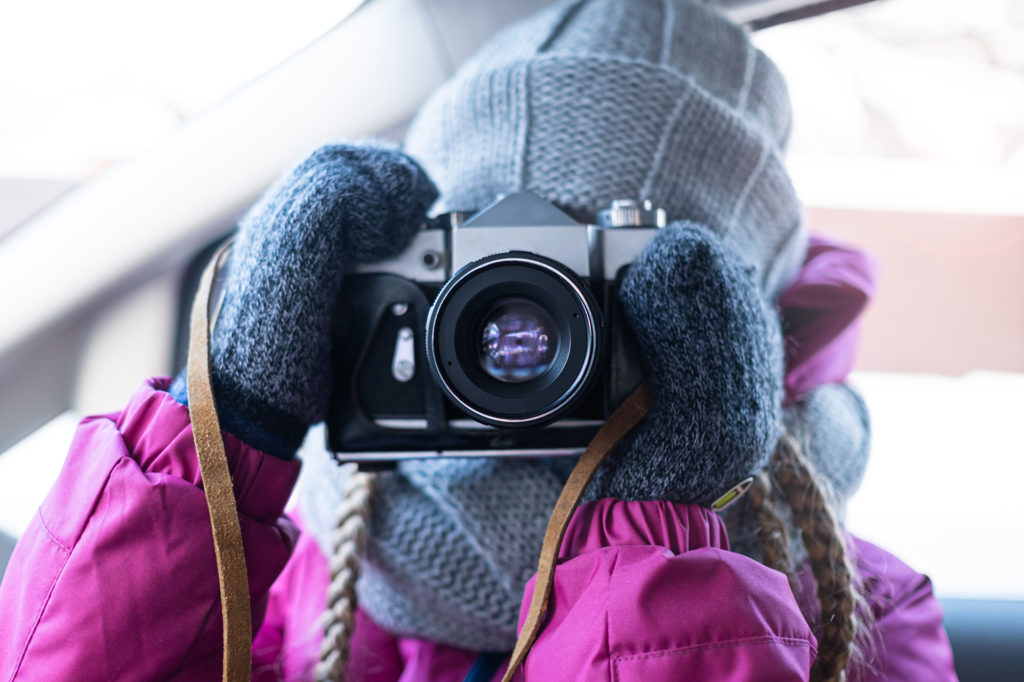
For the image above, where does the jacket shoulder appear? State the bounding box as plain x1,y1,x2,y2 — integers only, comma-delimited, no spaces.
845,536,958,682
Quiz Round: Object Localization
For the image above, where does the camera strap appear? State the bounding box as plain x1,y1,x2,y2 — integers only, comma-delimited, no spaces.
501,381,653,682
186,241,252,682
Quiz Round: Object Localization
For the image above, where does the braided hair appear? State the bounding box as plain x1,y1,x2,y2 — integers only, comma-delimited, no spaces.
315,467,377,682
740,434,870,682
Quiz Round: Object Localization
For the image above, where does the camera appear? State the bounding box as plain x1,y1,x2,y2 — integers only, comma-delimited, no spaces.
327,191,665,462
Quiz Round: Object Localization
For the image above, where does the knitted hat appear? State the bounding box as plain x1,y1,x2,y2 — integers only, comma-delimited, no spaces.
404,0,807,297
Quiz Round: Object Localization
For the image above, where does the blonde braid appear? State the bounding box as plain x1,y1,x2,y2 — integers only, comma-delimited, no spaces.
771,435,858,682
746,470,793,578
315,467,377,682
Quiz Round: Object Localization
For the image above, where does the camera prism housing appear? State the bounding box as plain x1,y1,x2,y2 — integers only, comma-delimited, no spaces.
327,191,665,462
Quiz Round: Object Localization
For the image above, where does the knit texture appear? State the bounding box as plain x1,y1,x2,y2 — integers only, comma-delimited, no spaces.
297,449,568,650
786,382,870,503
171,144,437,458
404,0,806,298
586,223,783,506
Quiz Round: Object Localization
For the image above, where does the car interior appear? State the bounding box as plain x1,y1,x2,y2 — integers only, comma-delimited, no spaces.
1,0,1022,679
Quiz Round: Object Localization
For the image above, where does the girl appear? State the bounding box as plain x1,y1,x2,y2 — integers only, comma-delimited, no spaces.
0,1,956,680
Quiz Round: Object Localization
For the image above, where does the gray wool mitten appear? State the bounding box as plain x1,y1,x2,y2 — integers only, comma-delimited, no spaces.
586,222,784,507
170,144,438,458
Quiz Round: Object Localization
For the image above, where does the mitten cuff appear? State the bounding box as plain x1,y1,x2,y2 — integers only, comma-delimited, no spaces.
168,370,306,459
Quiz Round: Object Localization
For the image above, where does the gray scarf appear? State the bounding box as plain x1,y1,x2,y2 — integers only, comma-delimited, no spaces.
298,448,573,650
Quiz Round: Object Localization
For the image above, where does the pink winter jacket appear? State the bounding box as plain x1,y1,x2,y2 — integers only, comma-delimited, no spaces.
0,378,957,681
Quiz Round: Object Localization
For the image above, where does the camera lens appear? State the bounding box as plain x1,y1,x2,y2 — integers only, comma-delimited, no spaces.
426,253,604,428
479,299,557,383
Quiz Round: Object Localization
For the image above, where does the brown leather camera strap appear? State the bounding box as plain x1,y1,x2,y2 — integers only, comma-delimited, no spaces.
186,241,252,682
501,381,652,682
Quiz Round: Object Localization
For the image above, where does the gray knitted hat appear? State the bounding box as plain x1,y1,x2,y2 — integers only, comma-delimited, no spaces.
405,0,806,297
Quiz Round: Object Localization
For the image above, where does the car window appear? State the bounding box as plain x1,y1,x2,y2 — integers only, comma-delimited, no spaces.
0,0,366,239
754,0,1024,601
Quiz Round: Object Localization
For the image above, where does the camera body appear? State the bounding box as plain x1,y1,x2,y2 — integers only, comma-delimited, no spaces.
327,192,665,462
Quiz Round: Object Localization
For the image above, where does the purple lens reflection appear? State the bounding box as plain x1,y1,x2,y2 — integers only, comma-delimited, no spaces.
479,299,558,383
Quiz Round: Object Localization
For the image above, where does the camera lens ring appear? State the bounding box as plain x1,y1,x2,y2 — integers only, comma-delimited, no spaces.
426,253,604,427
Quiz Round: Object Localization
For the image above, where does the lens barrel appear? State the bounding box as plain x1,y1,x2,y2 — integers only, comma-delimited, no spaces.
426,253,603,427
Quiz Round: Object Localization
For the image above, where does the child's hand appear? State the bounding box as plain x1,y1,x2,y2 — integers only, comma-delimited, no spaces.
587,222,783,506
172,144,438,458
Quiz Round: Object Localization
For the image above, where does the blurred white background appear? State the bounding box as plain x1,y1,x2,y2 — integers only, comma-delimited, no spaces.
0,0,361,181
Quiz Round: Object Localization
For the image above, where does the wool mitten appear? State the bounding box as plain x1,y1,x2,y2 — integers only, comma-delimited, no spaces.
586,222,784,507
171,144,438,458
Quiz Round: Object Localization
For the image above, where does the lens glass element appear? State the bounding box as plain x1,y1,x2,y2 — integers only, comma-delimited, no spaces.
479,299,558,383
